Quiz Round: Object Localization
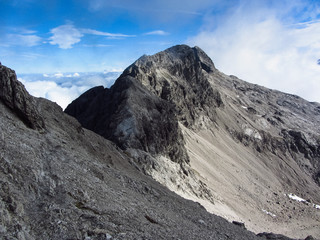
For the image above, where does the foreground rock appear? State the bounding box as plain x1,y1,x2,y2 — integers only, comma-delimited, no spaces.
0,65,45,130
66,45,320,238
0,65,268,239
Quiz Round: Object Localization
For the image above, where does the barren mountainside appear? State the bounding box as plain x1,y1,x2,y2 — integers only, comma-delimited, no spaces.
0,44,319,239
0,64,269,240
66,45,320,239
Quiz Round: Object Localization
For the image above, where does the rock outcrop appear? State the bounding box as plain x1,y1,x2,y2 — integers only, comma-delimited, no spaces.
0,65,45,130
224,76,320,187
65,74,189,166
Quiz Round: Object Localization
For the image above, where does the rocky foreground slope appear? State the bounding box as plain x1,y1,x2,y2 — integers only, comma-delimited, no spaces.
66,45,320,238
1,64,303,240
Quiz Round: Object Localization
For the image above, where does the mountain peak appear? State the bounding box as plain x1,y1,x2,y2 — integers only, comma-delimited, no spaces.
66,45,223,165
120,45,222,127
65,45,320,238
124,45,216,78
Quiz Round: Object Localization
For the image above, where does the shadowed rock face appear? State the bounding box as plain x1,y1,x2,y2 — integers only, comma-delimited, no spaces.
66,75,189,164
0,65,45,130
65,45,223,165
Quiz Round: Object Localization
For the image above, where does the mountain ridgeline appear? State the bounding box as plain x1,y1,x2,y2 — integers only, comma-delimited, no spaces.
66,45,320,238
1,45,320,239
66,45,320,186
0,63,263,240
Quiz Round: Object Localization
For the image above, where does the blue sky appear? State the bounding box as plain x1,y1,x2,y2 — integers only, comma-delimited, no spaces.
1,0,320,106
1,0,212,73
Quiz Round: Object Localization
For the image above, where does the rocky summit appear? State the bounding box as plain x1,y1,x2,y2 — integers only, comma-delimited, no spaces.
66,45,320,239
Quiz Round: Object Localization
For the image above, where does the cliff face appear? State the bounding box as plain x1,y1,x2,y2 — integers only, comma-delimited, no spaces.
65,45,223,165
65,72,189,167
0,65,45,130
0,65,264,239
65,45,320,238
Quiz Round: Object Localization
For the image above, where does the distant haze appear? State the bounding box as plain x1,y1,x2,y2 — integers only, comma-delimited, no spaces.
18,72,120,109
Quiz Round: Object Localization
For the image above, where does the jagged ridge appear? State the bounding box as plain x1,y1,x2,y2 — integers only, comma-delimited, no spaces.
65,45,223,165
65,45,320,238
0,65,270,240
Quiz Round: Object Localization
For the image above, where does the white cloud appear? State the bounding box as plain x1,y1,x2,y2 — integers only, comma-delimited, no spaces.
65,73,80,78
5,34,41,47
82,44,113,47
188,7,320,103
19,52,44,60
48,24,135,49
49,24,83,49
18,72,120,109
54,73,64,78
88,0,219,15
144,30,169,36
81,28,135,38
104,68,124,73
45,85,88,109
86,0,223,24
19,78,88,109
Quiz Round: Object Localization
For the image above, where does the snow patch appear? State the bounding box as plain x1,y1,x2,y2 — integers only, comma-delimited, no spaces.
243,127,262,140
254,132,262,140
288,193,306,202
241,106,248,109
262,209,276,217
287,193,320,210
244,128,253,136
